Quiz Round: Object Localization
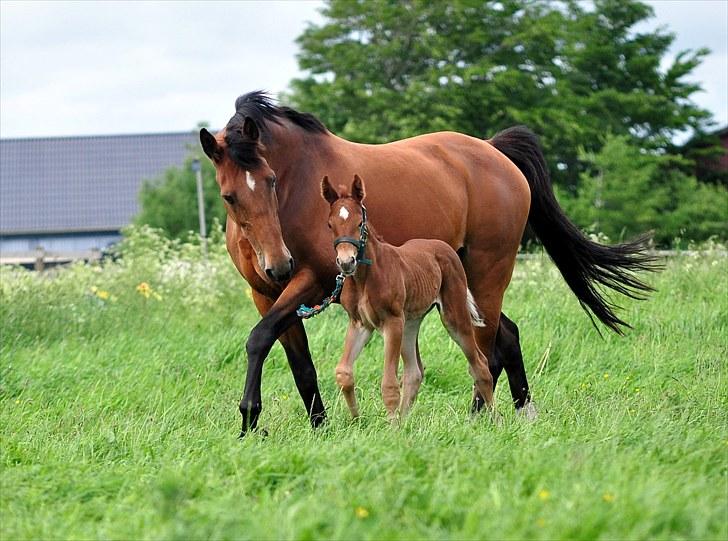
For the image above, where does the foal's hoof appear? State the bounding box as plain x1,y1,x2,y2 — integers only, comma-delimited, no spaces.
516,401,538,422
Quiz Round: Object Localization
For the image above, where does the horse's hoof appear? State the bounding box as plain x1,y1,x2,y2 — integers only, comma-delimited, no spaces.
310,413,327,430
238,427,269,439
517,401,538,421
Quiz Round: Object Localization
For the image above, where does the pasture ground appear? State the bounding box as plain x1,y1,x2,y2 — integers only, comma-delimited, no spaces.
1,229,726,540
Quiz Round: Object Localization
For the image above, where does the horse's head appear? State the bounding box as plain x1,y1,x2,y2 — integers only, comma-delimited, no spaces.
321,174,368,276
200,119,293,282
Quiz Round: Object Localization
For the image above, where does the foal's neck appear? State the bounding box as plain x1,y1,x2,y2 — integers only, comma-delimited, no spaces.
350,221,385,287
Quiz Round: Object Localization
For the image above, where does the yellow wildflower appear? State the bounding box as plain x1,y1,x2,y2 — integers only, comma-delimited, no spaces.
538,489,550,501
136,282,161,300
136,282,151,298
355,506,369,519
603,373,609,379
602,492,615,503
96,289,110,300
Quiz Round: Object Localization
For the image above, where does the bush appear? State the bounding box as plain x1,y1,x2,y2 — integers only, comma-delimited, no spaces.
0,224,246,349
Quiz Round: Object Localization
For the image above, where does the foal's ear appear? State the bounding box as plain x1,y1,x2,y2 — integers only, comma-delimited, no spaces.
200,128,223,162
352,174,366,202
242,116,260,141
321,176,339,205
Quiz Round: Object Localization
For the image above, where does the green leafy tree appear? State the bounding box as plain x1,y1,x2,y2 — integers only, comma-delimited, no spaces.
559,135,728,244
135,152,226,239
289,0,714,189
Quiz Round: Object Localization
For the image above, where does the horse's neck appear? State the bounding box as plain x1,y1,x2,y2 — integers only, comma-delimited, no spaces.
265,122,330,184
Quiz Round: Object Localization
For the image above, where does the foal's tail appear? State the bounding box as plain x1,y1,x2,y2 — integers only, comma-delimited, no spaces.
489,126,660,335
466,289,486,327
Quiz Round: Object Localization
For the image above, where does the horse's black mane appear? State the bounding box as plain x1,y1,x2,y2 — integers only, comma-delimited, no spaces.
224,91,327,169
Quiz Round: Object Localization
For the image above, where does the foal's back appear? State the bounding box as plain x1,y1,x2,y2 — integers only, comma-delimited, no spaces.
381,238,468,319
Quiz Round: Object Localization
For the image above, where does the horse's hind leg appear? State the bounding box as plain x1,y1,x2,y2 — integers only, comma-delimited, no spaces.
335,322,372,418
498,314,533,414
399,318,424,418
471,313,531,413
463,251,532,412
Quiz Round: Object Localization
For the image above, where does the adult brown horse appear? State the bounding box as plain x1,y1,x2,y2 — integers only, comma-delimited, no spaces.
199,91,655,435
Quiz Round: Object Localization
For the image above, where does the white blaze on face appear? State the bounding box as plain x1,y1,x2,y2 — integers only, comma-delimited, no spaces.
246,171,256,191
339,207,350,221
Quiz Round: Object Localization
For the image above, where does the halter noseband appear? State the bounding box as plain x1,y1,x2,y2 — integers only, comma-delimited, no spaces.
332,204,372,266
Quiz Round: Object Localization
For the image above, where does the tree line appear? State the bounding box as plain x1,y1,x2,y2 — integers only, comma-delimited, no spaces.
137,0,727,246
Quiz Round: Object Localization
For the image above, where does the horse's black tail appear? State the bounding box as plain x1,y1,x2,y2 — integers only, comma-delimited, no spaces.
489,126,660,334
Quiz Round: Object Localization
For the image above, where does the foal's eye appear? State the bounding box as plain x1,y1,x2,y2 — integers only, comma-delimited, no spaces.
267,174,277,187
222,194,236,205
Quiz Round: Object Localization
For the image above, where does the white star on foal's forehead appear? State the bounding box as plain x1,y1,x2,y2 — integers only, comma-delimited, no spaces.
246,171,256,191
339,207,350,220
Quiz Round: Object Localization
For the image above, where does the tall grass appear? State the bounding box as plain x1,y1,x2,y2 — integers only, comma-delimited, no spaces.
1,227,726,540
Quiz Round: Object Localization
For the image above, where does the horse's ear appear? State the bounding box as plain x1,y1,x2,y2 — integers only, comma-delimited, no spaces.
321,175,339,205
200,128,222,162
352,174,366,202
242,116,260,141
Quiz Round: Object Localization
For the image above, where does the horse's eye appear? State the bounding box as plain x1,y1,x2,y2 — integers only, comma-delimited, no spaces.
222,193,236,205
267,174,277,187
327,223,332,229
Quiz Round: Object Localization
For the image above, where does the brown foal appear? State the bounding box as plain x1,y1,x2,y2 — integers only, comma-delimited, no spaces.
322,174,494,420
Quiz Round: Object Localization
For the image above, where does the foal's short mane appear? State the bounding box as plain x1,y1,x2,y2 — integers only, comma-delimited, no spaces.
224,91,328,169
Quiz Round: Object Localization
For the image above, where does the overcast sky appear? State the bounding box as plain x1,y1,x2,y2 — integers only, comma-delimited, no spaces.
1,0,726,139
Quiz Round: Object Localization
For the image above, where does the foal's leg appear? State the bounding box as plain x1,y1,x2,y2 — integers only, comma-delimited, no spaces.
335,322,373,418
399,318,424,418
381,317,404,421
438,280,494,409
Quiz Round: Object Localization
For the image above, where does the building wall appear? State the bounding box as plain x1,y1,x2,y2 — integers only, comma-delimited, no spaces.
0,231,121,254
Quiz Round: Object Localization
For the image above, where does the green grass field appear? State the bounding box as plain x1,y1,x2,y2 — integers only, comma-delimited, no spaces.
1,229,726,540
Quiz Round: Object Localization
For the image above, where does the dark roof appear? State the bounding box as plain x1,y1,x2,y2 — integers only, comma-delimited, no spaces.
1,131,200,235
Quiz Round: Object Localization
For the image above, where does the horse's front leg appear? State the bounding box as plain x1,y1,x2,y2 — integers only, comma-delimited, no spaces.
251,290,327,430
240,269,323,436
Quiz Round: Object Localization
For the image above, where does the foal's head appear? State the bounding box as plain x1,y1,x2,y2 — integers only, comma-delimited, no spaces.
321,174,367,276
200,119,293,282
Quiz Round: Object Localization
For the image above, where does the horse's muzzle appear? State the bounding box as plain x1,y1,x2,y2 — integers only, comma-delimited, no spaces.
265,257,294,282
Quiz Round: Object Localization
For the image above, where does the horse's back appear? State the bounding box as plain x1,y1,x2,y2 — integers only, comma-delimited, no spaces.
335,131,530,253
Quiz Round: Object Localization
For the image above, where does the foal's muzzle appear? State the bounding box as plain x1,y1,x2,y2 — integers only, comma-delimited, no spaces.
336,256,357,276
